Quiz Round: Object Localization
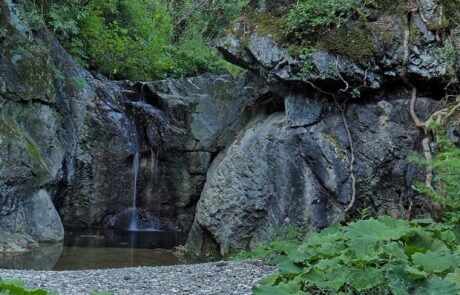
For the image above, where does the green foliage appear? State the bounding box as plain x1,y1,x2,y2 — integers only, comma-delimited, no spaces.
0,278,53,295
0,278,113,295
72,76,88,91
251,217,460,294
229,224,307,263
413,131,460,225
20,0,243,80
286,0,379,66
287,0,376,36
298,47,316,77
317,24,377,64
440,0,460,28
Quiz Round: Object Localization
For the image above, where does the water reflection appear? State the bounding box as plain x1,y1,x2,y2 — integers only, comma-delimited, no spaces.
0,229,188,270
0,243,64,270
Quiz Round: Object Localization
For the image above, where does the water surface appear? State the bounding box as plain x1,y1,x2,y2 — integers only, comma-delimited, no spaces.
0,229,188,271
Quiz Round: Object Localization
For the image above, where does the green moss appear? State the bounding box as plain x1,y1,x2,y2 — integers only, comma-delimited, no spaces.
409,18,424,46
375,0,407,16
287,43,302,57
5,41,56,103
316,24,377,64
252,11,286,42
25,138,44,165
0,118,20,139
15,51,56,103
439,0,460,29
323,134,345,161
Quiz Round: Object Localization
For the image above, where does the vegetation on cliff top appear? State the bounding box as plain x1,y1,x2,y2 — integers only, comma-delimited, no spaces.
20,0,249,80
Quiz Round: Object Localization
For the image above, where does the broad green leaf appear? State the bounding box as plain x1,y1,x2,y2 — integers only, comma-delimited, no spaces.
445,268,460,289
384,242,409,263
412,251,456,273
289,251,310,264
386,264,411,295
253,281,305,295
348,267,384,291
415,276,460,295
405,265,428,279
346,217,413,241
278,260,303,274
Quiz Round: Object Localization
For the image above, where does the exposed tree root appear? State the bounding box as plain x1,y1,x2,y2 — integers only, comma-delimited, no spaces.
304,61,357,214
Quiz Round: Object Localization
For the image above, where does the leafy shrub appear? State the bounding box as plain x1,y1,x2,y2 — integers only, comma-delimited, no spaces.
251,217,460,294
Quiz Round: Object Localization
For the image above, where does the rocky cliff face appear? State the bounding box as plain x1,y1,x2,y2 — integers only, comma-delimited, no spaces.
1,0,459,257
0,0,141,252
185,0,460,256
0,0,265,252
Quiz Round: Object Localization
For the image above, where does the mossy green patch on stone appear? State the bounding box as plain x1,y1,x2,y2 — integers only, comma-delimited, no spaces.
316,23,377,64
252,11,286,43
2,37,56,103
25,137,44,165
441,0,460,27
0,117,20,139
323,133,346,161
15,49,56,103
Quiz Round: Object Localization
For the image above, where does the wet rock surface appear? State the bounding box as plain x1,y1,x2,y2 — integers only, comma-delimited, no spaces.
0,261,275,295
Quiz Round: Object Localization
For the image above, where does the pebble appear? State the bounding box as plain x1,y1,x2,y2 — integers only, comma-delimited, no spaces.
0,260,275,295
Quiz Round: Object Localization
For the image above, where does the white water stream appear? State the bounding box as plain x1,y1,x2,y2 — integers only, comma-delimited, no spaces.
128,152,140,231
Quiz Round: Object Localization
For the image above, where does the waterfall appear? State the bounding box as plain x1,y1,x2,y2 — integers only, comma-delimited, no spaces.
128,152,140,231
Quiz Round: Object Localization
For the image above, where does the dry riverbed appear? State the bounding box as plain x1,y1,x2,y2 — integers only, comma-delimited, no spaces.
0,260,275,295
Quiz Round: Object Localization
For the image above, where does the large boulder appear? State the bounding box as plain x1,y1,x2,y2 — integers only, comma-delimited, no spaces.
186,91,437,257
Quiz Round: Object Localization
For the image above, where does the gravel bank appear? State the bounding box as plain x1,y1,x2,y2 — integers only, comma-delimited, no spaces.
0,260,275,295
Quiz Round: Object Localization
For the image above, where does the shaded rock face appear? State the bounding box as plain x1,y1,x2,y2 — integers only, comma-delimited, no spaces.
186,91,438,256
0,0,268,251
0,0,140,252
116,74,268,230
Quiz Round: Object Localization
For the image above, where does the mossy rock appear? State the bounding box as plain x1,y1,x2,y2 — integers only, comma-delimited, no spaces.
437,0,460,29
0,116,20,139
0,31,55,103
322,133,345,161
316,24,377,64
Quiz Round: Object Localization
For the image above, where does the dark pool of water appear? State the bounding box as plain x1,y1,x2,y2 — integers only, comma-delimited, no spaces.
0,229,189,271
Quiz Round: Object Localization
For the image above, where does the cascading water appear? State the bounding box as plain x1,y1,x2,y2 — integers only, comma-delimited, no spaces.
128,152,140,231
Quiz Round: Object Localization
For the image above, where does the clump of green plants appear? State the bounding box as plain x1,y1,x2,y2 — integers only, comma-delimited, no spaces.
0,278,52,294
287,0,376,36
413,129,460,225
0,278,113,295
248,217,460,294
230,223,307,263
285,0,379,68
